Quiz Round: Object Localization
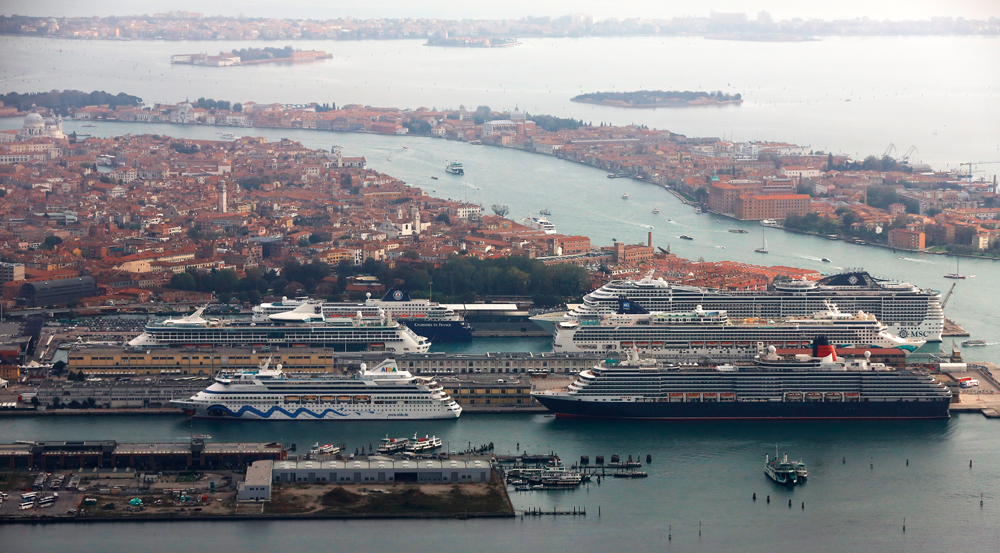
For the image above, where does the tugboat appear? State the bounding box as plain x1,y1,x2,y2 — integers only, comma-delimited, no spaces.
765,449,805,486
377,435,410,454
445,161,465,175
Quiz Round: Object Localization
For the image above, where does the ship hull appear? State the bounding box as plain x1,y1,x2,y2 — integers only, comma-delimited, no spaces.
533,395,950,420
402,319,473,342
179,402,461,420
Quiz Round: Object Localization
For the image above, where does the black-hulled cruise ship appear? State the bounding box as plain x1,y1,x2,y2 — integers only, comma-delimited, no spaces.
531,270,944,342
252,289,473,342
532,338,952,420
130,301,430,353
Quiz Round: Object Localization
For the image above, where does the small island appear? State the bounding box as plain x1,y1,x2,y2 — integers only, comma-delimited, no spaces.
571,90,743,109
425,36,519,48
171,47,332,67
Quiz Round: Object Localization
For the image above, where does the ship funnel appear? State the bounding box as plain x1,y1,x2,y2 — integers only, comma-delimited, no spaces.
812,336,837,361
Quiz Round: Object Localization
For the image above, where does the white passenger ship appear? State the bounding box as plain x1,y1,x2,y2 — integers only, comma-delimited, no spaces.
172,357,462,420
520,216,558,235
130,301,430,353
532,270,944,342
551,299,925,358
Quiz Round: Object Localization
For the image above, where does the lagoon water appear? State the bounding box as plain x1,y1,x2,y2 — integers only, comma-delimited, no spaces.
1,34,999,549
1,413,998,552
1,35,999,169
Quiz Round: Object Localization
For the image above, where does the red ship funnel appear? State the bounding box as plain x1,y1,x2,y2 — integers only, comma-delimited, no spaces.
812,336,837,360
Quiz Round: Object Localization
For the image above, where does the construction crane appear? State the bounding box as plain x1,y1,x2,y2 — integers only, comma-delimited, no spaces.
941,282,957,309
959,161,1000,182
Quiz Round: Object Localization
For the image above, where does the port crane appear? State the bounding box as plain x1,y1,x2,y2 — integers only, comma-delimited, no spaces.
901,145,919,163
941,282,957,310
883,143,897,158
959,161,1000,182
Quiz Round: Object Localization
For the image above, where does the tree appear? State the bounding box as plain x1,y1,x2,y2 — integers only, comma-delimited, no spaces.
187,227,201,240
42,235,63,250
170,272,197,291
491,204,510,217
694,187,709,202
52,360,66,374
298,236,310,248
233,103,243,112
435,213,451,226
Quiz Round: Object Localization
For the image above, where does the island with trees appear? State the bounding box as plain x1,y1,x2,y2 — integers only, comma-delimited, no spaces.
571,90,743,108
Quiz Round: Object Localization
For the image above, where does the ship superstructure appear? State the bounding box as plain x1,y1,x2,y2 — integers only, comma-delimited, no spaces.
172,357,461,420
532,339,952,419
531,270,944,342
520,216,558,235
551,299,925,358
252,289,473,342
130,301,430,353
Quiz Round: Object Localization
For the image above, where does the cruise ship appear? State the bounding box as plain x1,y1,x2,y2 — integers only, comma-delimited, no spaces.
532,338,952,419
531,270,944,342
252,289,473,342
129,302,431,353
520,216,558,235
551,299,925,358
171,357,461,420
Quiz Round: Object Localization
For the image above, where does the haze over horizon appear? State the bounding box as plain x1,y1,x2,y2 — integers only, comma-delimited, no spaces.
3,0,998,21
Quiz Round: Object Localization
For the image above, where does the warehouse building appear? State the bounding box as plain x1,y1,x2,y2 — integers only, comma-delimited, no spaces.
16,277,98,307
270,455,493,484
238,460,274,501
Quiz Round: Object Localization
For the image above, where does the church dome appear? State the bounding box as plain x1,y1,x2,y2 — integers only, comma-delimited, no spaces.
24,113,44,128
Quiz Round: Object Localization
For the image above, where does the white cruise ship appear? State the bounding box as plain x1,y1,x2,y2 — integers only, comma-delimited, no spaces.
171,357,461,420
252,288,473,342
551,299,925,358
532,270,944,342
130,302,430,353
520,216,558,235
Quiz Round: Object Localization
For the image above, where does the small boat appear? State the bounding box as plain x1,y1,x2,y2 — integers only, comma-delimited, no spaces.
821,258,831,263
82,124,97,128
652,208,660,214
192,434,211,440
760,219,781,228
445,161,464,175
728,228,748,233
311,443,341,455
962,339,987,347
377,435,409,454
944,258,966,279
405,433,443,452
402,146,409,149
539,208,552,216
74,132,91,138
220,132,237,139
431,176,438,180
765,449,803,486
755,227,768,254
679,235,693,241
622,193,629,200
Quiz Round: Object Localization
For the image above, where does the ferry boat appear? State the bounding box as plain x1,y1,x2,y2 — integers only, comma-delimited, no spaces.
405,433,443,452
378,435,410,453
445,161,465,175
171,357,461,420
530,269,945,342
760,219,781,228
311,443,342,455
961,339,987,347
532,338,952,419
252,289,473,342
551,299,924,357
520,216,558,235
220,132,238,140
728,229,748,234
130,301,431,352
765,451,803,486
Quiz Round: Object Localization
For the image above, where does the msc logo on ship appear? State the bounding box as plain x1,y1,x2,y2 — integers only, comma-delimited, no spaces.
623,302,631,309
393,291,404,300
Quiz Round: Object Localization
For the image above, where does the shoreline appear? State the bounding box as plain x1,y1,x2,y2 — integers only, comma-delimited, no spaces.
570,98,743,109
0,511,516,525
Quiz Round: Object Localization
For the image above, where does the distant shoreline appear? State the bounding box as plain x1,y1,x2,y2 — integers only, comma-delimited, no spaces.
571,91,743,109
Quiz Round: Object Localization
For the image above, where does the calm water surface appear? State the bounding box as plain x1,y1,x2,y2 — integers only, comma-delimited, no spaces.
1,414,997,552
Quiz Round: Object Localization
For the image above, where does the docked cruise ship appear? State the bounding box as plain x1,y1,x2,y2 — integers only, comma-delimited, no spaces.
172,357,462,420
532,338,952,419
129,302,431,353
520,216,558,235
531,270,944,342
252,289,473,342
551,299,925,358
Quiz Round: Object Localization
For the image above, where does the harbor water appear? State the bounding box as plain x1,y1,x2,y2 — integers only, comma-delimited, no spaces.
1,413,997,551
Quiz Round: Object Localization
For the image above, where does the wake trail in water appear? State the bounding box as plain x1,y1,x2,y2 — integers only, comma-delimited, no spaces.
899,257,933,263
